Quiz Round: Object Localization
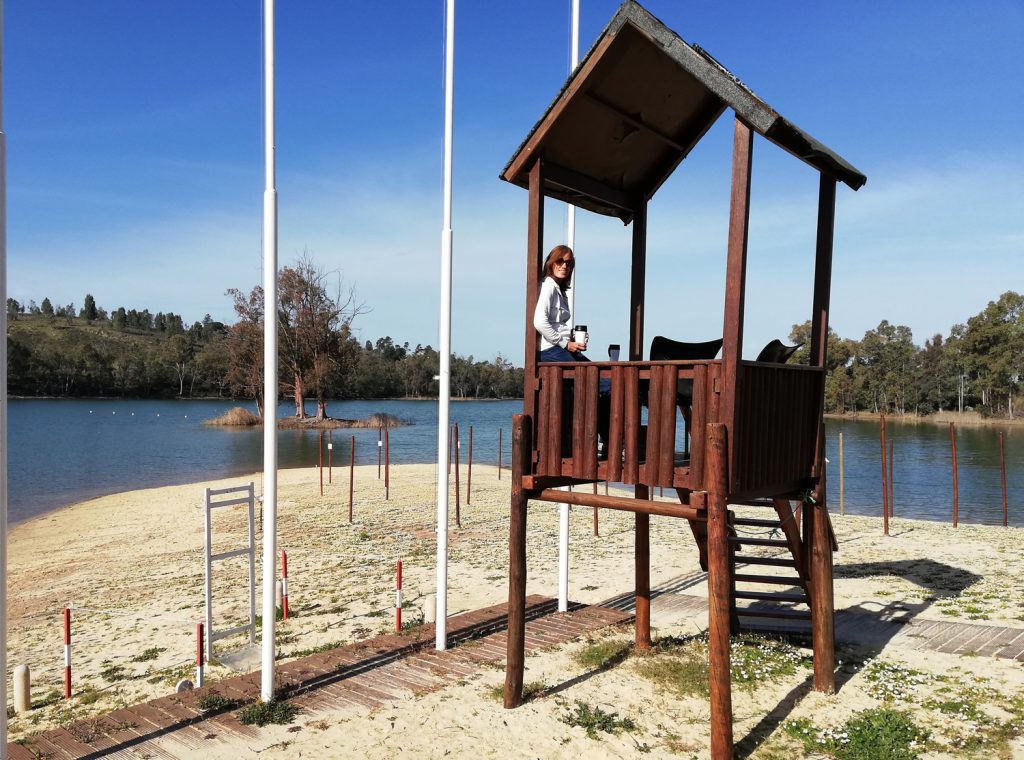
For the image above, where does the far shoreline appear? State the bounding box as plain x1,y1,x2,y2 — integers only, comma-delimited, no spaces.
825,410,1022,427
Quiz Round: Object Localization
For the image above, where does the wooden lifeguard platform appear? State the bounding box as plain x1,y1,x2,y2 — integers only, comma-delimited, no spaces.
498,3,866,757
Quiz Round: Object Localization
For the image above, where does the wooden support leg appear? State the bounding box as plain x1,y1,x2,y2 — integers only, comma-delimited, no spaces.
504,414,531,708
705,423,733,759
810,484,835,693
635,484,651,650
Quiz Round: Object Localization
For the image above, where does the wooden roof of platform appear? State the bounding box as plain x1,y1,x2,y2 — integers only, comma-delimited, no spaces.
500,1,867,224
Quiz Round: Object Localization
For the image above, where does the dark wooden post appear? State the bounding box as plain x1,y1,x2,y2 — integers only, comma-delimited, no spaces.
705,423,733,759
880,414,889,535
348,435,355,523
1000,432,1007,527
628,200,647,362
522,160,545,418
810,477,835,693
504,414,531,708
720,118,754,485
950,422,958,527
635,486,651,651
454,422,461,528
888,438,894,516
629,198,649,648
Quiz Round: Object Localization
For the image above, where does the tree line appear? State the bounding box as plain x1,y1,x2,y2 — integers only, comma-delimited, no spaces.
789,290,1022,418
5,258,523,406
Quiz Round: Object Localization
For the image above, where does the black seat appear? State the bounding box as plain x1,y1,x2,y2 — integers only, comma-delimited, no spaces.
649,336,724,406
755,339,802,364
648,336,723,456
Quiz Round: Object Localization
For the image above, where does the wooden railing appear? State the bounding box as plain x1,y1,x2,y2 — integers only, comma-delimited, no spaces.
531,359,825,498
533,360,722,490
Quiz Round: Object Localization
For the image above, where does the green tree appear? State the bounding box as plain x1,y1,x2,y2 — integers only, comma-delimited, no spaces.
41,297,54,317
80,294,98,322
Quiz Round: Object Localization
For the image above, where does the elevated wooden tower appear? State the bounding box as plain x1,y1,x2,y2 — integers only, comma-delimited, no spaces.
499,3,865,757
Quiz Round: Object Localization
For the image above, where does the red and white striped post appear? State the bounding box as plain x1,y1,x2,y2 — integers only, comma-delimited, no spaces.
63,607,72,699
281,550,290,620
395,560,403,633
196,623,205,687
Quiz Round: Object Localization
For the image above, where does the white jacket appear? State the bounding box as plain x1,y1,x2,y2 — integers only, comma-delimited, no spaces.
533,276,572,351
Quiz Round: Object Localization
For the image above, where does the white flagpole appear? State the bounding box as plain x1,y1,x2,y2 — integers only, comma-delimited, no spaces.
435,0,456,651
558,0,580,614
260,0,279,702
1,0,10,748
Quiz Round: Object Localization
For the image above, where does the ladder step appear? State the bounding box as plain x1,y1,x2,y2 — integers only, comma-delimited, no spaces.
728,536,788,547
733,573,803,586
735,608,812,620
738,557,795,568
733,591,807,603
733,518,782,528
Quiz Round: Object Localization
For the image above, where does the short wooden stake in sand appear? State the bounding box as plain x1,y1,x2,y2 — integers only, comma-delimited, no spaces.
467,425,473,505
1000,432,1008,527
348,435,355,523
880,414,889,536
13,664,31,715
950,421,959,527
454,422,461,527
888,438,894,516
839,431,845,515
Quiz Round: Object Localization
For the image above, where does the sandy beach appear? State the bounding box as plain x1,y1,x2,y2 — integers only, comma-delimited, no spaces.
6,462,1024,758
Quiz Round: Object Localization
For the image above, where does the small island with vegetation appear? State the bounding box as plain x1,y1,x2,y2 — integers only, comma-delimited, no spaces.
204,407,409,430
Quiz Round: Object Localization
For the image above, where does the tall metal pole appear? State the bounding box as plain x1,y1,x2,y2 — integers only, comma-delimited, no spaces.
435,0,456,651
557,0,580,615
0,0,10,746
260,0,279,702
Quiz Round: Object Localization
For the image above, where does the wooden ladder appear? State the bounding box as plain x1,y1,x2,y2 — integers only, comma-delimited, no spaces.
685,495,814,632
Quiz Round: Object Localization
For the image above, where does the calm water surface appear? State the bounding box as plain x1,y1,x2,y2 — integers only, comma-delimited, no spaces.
6,400,1021,526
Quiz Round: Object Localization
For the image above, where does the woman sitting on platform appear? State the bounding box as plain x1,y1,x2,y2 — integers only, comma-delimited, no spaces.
534,244,588,362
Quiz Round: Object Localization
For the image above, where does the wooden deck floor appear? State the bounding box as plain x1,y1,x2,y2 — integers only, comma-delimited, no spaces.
6,596,629,759
10,577,1024,759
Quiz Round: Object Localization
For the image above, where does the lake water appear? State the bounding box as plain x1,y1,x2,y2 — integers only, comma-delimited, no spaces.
5,399,1021,527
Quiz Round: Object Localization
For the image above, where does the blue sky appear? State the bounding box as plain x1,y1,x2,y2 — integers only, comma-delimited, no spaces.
6,1,1022,364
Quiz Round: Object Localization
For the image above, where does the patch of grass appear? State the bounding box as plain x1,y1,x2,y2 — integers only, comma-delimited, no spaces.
285,640,346,659
160,664,194,688
76,685,103,705
237,699,298,727
196,694,239,712
563,700,637,740
32,689,63,710
131,646,166,663
486,680,547,703
635,649,708,698
574,638,631,670
785,708,928,760
99,663,127,682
